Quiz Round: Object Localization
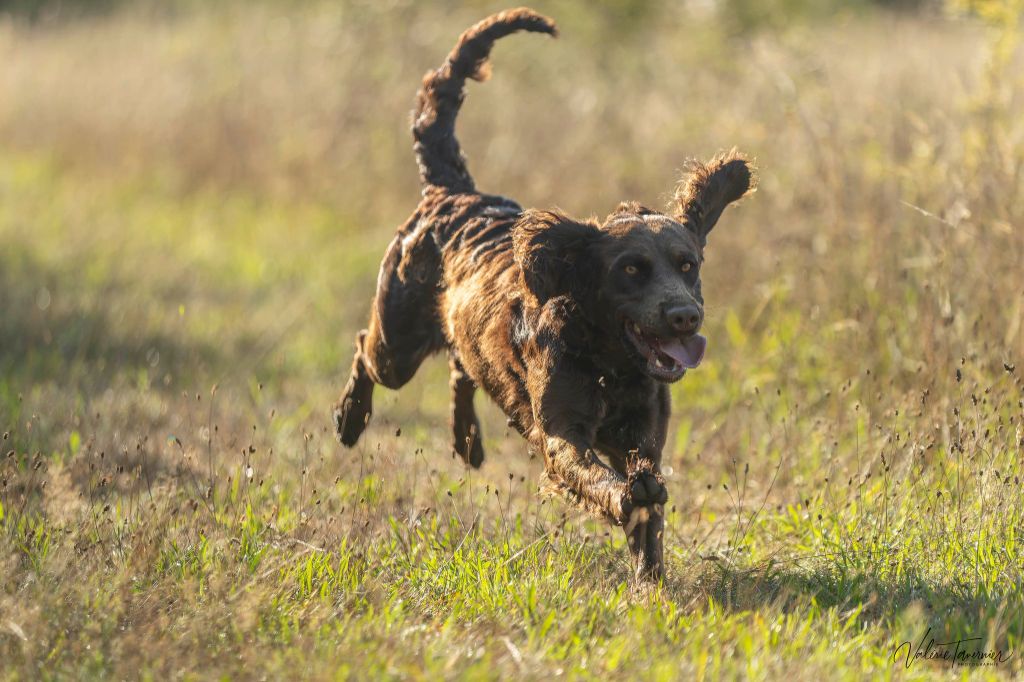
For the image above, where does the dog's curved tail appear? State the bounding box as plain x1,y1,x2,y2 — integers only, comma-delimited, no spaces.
412,8,557,193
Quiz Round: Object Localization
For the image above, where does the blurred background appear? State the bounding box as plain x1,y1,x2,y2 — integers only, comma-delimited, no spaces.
3,0,1020,380
1,0,1023,675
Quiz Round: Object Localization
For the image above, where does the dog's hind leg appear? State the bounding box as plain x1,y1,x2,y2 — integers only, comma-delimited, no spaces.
334,330,377,447
449,354,484,468
333,223,443,447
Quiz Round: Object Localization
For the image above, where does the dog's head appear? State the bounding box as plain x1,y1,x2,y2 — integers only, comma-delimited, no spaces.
513,151,753,381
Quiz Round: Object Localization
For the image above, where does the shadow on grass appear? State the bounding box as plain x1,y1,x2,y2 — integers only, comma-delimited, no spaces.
0,247,219,392
0,247,223,502
672,556,1023,666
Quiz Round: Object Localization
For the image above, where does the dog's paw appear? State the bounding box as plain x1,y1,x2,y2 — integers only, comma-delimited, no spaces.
333,399,366,447
620,466,667,531
333,369,374,447
629,469,668,507
452,427,485,469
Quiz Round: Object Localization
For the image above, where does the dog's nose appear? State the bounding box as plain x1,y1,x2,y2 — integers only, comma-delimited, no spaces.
664,304,702,335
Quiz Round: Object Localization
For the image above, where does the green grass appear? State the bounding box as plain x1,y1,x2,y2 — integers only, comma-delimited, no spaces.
2,1,1024,679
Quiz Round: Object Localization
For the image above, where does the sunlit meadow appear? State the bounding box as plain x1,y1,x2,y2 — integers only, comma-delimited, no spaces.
1,0,1023,679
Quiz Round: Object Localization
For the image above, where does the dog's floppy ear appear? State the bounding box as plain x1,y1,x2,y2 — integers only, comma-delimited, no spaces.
673,150,755,246
513,209,601,305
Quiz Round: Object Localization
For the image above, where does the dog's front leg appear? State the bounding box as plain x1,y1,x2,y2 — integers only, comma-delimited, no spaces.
539,431,629,522
540,432,667,581
527,349,632,524
621,460,668,582
597,402,671,581
526,323,667,579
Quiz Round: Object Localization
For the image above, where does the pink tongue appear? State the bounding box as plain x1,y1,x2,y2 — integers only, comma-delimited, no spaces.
658,334,707,369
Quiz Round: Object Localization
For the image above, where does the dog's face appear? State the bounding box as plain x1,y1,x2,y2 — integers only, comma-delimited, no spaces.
513,152,753,382
595,207,706,381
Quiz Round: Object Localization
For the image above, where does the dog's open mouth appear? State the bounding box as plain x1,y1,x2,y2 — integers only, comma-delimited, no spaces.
623,319,706,381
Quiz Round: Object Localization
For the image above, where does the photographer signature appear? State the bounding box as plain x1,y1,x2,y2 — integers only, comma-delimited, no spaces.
893,627,1013,669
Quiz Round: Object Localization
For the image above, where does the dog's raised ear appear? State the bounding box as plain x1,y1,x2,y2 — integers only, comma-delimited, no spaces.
673,150,755,246
513,209,601,305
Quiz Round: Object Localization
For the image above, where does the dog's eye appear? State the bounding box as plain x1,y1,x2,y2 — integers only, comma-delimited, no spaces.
681,262,692,273
624,264,639,276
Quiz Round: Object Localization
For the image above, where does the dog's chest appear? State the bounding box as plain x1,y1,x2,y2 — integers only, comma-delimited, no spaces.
592,373,656,422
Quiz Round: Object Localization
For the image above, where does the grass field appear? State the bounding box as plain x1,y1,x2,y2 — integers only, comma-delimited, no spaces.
2,1,1024,679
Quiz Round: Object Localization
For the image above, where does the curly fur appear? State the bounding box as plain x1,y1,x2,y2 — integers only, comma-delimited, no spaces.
333,8,753,581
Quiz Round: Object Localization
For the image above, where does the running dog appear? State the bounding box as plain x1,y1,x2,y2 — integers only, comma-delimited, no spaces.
333,7,753,580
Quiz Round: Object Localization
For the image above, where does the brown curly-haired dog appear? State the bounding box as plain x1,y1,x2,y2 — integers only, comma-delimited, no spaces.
333,7,754,580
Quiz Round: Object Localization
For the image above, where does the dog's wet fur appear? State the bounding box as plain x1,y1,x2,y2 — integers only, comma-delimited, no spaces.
333,7,753,580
